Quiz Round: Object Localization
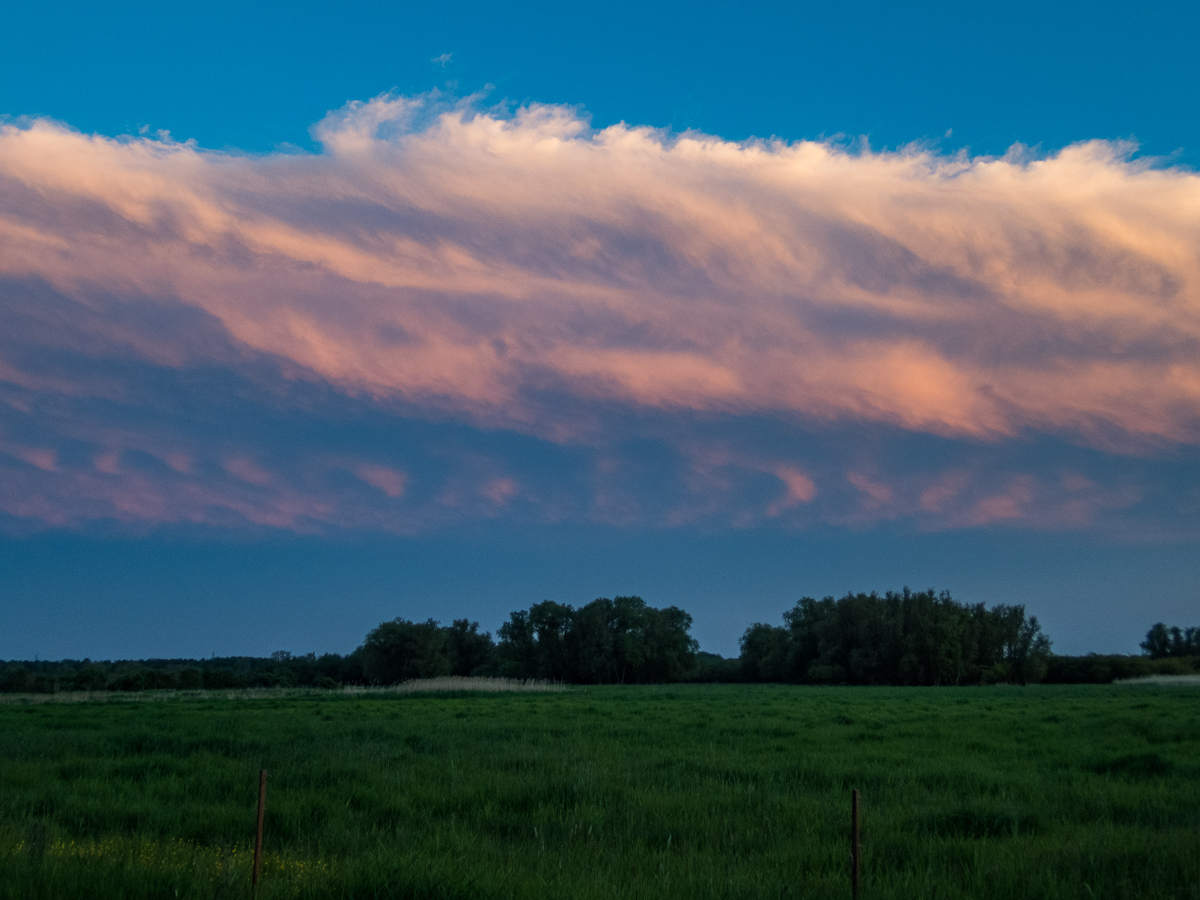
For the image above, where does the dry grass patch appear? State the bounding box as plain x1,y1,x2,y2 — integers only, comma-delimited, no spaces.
356,676,567,693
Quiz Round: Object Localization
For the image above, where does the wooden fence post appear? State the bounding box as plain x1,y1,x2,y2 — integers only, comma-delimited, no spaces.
252,769,267,891
851,788,860,898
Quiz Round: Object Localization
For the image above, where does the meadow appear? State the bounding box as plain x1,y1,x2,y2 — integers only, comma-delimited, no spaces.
1,683,1197,899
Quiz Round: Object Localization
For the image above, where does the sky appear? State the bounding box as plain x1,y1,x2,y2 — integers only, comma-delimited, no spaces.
1,0,1197,661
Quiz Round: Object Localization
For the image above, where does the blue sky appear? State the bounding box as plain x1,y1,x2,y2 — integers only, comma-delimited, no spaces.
7,0,1199,161
1,0,1197,660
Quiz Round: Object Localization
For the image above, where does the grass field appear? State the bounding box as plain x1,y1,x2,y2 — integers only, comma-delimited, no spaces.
1,683,1197,899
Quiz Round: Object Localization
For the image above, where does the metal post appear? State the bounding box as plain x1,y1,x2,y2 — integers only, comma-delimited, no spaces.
851,788,860,898
252,769,267,890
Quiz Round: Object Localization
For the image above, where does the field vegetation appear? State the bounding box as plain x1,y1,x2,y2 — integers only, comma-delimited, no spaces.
1,683,1197,899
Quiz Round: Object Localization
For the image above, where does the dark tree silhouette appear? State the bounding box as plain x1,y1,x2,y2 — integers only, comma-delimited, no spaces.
360,618,452,684
1141,623,1199,659
497,596,697,683
740,589,1052,685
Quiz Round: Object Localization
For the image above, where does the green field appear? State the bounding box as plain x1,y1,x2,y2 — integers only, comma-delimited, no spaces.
1,684,1197,899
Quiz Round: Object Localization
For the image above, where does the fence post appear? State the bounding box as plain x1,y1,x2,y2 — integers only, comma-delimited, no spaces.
252,769,267,890
851,788,860,898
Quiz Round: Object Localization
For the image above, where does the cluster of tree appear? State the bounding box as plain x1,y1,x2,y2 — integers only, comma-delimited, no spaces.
360,596,699,685
359,618,495,683
1141,623,1199,659
738,589,1052,685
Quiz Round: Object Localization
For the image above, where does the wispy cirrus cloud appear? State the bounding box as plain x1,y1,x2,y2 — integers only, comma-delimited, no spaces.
0,93,1197,534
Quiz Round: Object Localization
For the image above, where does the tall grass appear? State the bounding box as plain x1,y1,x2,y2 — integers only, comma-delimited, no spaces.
1,684,1197,899
0,676,564,707
1114,674,1200,686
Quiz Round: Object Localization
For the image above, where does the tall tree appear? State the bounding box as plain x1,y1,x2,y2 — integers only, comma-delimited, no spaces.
360,618,451,684
1141,623,1199,659
497,601,574,680
445,619,495,676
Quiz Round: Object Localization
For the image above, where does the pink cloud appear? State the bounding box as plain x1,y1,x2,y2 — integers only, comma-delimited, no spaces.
0,95,1197,538
223,457,273,486
0,407,1165,536
163,453,192,474
767,466,817,516
919,471,972,513
355,463,407,498
482,477,518,505
93,451,120,474
0,450,412,533
847,471,894,506
15,447,57,471
0,97,1196,453
962,476,1037,526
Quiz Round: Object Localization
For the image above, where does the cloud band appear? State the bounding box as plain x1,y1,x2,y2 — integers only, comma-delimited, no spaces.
1,94,1197,533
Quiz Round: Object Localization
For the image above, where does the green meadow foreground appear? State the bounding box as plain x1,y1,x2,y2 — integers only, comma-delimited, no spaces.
1,685,1197,900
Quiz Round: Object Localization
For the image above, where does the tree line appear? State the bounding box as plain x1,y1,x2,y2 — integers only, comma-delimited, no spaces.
2,594,1195,693
0,595,699,693
0,652,358,694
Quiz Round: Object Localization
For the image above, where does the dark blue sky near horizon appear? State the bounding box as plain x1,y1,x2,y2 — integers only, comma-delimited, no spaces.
3,527,1198,660
1,0,1198,662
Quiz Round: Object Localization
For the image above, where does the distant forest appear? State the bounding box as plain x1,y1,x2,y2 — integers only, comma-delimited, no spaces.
2,591,1196,693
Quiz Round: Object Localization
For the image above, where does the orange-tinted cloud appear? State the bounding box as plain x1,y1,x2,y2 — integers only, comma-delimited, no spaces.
767,466,817,517
2,95,1198,450
1,95,1199,536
